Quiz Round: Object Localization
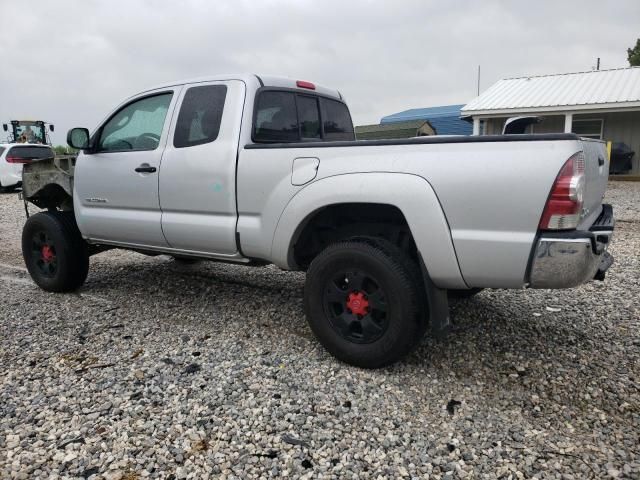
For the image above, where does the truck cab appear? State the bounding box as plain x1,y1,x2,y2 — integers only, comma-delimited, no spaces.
65,76,353,260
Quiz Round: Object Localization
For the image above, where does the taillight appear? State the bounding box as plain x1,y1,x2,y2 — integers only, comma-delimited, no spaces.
6,156,30,164
539,152,585,230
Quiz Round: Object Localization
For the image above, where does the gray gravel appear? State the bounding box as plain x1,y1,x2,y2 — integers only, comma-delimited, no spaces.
1,183,639,479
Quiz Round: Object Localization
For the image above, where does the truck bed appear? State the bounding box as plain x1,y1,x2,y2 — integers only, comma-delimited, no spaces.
239,133,609,288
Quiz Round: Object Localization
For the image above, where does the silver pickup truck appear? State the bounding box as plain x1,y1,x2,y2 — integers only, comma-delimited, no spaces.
20,74,614,368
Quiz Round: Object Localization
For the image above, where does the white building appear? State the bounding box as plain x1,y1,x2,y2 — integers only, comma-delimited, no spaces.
462,67,640,175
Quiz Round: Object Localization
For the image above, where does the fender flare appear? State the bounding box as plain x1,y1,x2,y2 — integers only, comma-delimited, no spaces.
271,172,467,289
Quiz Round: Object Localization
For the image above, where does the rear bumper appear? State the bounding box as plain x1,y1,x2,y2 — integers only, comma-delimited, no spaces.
529,204,614,289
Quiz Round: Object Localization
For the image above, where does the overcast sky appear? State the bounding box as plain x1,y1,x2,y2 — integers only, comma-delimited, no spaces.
1,0,638,144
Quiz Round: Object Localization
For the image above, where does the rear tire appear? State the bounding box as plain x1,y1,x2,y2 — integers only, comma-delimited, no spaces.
304,239,426,368
22,211,89,292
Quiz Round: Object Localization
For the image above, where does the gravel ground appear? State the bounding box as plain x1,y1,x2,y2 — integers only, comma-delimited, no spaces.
0,183,638,479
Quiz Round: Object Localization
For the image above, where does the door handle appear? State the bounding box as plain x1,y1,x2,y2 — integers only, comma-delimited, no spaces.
598,156,605,167
135,165,157,173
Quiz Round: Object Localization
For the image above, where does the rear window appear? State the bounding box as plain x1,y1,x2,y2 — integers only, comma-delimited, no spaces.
297,96,321,139
7,145,54,160
253,90,354,143
254,91,299,143
320,98,354,141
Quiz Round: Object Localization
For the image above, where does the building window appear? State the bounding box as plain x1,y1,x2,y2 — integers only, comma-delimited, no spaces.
572,119,603,139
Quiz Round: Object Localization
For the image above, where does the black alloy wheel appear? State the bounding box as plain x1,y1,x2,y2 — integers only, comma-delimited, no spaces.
22,211,89,292
305,238,427,368
30,230,59,278
323,269,389,344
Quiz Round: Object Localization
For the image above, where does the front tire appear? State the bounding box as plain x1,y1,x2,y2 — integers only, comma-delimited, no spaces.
304,239,426,368
22,211,89,292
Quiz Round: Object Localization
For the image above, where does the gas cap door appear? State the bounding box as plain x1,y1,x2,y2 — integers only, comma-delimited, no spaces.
291,157,320,186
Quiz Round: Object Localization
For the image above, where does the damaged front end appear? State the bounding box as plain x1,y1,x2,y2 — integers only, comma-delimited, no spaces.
21,156,76,212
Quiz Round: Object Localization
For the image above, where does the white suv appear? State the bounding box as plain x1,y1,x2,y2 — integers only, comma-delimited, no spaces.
0,143,54,191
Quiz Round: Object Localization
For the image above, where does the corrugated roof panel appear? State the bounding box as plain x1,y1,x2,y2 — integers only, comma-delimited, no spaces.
463,67,640,113
380,104,472,135
356,120,428,133
381,104,466,122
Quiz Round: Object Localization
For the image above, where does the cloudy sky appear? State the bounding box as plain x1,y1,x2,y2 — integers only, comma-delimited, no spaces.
1,0,638,144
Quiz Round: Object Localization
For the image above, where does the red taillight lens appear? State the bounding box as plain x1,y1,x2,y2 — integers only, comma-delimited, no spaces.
6,156,29,164
296,80,316,90
539,152,585,230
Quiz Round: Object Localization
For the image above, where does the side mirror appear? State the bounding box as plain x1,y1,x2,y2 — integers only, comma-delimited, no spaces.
49,124,55,132
67,127,90,150
2,124,7,132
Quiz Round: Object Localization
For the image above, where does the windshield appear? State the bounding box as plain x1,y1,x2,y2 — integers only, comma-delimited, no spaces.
12,122,46,144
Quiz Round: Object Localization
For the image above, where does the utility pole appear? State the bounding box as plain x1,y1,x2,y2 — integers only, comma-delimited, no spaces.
477,65,481,96
596,57,600,70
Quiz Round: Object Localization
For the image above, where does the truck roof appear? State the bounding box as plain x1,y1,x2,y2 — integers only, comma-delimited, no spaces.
137,74,343,101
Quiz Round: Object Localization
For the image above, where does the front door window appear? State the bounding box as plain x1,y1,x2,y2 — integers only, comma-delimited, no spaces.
98,93,173,152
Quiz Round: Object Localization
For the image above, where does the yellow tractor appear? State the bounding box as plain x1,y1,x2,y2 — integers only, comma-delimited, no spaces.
2,120,54,145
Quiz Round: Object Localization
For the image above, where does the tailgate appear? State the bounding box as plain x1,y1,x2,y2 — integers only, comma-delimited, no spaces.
578,138,609,228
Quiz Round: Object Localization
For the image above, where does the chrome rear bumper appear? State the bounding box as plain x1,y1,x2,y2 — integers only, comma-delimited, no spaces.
528,205,614,289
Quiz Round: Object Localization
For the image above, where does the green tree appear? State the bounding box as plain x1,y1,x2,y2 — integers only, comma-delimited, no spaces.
628,38,640,66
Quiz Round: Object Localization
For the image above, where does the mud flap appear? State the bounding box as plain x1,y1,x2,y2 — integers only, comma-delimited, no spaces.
594,251,614,281
418,254,451,339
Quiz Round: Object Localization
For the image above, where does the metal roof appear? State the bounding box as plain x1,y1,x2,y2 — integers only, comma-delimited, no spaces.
462,67,640,115
356,120,430,133
381,104,465,122
380,104,472,136
355,120,436,140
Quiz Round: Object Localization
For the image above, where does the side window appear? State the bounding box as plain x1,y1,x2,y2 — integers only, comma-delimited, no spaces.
0,147,5,157
254,91,298,143
174,85,227,148
98,93,173,152
297,96,320,140
321,98,355,141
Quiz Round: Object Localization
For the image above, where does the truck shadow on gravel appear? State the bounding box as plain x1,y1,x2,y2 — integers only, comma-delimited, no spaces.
85,255,621,371
69,254,638,423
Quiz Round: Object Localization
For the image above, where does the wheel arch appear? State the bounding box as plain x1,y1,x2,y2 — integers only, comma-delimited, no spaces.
287,202,413,268
271,172,467,289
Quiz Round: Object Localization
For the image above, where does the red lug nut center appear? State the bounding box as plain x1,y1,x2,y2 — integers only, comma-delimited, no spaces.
41,245,55,262
346,291,369,316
